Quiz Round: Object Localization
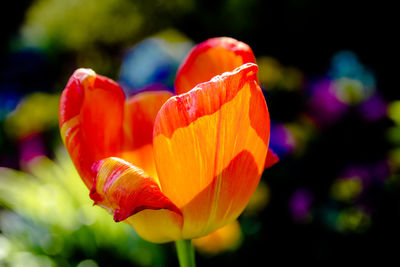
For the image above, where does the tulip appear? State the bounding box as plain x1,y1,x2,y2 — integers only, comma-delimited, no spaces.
59,37,273,265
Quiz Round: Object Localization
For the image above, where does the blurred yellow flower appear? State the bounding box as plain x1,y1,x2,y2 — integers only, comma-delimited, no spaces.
5,92,59,139
330,177,362,203
192,220,242,255
245,181,270,215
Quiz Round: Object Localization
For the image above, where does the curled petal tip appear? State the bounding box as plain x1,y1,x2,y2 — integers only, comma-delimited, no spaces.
210,63,258,81
73,68,96,79
70,68,96,88
113,200,182,222
90,157,182,222
229,62,258,79
113,212,123,222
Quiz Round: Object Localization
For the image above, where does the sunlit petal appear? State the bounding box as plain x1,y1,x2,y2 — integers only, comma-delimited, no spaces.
154,63,270,238
59,68,125,188
125,209,183,243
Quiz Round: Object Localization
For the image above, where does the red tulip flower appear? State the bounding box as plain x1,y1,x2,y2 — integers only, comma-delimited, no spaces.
59,37,273,245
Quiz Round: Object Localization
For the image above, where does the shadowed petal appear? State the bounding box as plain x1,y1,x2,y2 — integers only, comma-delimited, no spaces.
122,90,173,179
175,37,256,95
265,148,279,169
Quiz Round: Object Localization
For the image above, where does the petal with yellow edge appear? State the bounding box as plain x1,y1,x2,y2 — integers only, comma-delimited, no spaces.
59,68,125,188
175,37,257,95
60,69,181,243
90,157,183,243
59,69,172,188
154,63,270,239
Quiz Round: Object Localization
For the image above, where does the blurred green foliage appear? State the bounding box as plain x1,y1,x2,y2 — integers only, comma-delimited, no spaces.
330,178,363,203
0,148,166,266
257,56,304,92
5,93,59,139
20,0,194,51
15,0,194,76
336,207,371,234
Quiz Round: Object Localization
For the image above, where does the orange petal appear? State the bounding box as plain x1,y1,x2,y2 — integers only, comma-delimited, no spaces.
121,91,173,179
154,63,270,238
175,37,256,95
90,157,182,222
60,71,182,243
265,148,279,169
59,69,125,188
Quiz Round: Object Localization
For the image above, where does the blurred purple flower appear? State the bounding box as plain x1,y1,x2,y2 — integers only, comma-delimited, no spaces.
269,124,296,158
289,188,314,223
341,161,390,188
372,161,391,183
19,134,46,165
308,78,348,126
358,94,387,122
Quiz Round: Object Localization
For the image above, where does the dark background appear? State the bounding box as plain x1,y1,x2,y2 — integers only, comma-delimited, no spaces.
1,0,398,266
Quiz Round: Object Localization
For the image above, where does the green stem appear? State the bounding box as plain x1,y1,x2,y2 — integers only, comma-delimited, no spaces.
175,239,196,267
